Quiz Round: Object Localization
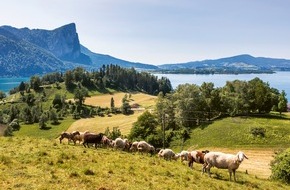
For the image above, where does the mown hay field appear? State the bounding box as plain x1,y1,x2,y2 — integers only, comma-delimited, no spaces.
84,92,157,108
67,92,157,135
68,112,144,135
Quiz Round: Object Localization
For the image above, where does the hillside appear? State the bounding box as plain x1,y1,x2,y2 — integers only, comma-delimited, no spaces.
158,54,290,73
81,45,158,70
0,136,288,190
0,32,66,76
0,23,158,77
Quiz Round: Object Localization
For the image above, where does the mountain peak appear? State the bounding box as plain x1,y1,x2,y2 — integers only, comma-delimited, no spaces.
54,23,76,33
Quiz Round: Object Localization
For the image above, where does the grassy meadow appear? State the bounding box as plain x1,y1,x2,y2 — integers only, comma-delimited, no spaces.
2,90,290,189
0,136,289,190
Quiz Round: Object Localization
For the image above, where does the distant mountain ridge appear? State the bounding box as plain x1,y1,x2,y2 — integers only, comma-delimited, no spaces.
1,23,290,77
158,54,290,73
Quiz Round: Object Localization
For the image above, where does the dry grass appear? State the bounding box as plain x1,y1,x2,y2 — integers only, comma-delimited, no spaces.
84,92,157,108
67,92,157,136
68,112,144,135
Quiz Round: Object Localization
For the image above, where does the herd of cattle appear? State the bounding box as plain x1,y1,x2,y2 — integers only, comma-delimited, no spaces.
59,131,248,182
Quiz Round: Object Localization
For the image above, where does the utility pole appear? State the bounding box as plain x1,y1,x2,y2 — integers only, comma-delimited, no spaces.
162,112,165,149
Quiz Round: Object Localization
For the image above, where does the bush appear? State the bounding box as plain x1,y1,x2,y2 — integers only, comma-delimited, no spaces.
4,124,13,136
250,127,266,137
9,119,20,131
270,148,290,184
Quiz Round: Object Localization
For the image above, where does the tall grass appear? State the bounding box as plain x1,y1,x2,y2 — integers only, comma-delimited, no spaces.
0,136,288,190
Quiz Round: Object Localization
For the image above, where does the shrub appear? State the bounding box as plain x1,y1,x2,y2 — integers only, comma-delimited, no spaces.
270,148,290,184
9,119,20,131
3,124,13,136
250,127,266,137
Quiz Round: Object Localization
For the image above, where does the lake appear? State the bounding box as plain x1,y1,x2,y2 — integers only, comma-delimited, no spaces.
154,71,290,102
0,72,289,101
0,77,29,94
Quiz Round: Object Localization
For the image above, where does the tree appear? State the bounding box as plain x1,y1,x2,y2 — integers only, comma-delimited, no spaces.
73,86,88,107
128,111,158,142
121,94,131,114
0,91,6,100
110,97,115,113
22,105,33,124
200,82,221,120
18,81,26,91
278,90,288,115
248,78,273,113
220,80,251,116
52,94,63,110
49,108,58,124
30,75,42,92
173,84,203,128
64,70,74,90
9,105,19,122
9,119,20,131
39,112,48,129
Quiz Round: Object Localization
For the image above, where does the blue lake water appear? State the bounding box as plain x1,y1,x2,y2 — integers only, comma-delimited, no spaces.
1,72,289,101
154,71,290,102
0,77,29,94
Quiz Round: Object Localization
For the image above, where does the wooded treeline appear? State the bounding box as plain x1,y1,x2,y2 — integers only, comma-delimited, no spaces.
129,77,288,148
8,65,172,96
63,65,172,95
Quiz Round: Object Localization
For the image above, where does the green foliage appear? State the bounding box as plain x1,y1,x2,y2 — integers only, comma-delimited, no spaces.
39,112,48,129
9,119,20,131
250,127,266,137
49,108,58,124
277,90,288,114
104,127,122,139
128,111,159,144
0,91,6,100
18,81,26,91
121,94,131,115
3,124,13,136
73,85,88,107
30,75,42,92
52,94,63,110
271,148,290,184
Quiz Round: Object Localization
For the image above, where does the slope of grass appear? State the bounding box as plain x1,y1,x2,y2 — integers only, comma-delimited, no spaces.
67,92,157,135
13,117,76,140
68,112,144,136
0,136,288,190
172,116,290,150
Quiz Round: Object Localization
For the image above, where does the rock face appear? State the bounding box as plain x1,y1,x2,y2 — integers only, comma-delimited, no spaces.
0,23,157,77
0,29,66,77
0,23,91,65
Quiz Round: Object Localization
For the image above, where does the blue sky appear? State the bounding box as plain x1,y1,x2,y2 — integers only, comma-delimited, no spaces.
1,0,290,65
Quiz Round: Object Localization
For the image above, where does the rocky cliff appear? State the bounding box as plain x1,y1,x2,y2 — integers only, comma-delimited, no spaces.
0,23,91,65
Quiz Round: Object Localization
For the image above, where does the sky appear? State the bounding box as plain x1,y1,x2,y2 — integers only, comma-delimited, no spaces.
1,0,290,65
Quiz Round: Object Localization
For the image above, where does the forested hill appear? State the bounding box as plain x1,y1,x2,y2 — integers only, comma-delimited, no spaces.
9,64,172,96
